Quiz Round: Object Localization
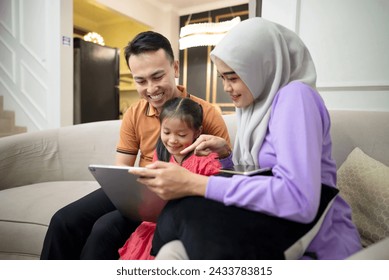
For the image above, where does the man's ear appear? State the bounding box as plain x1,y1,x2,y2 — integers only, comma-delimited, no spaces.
173,60,179,78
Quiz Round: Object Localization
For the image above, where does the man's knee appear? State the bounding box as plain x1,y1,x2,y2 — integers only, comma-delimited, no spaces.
48,207,76,232
155,240,189,260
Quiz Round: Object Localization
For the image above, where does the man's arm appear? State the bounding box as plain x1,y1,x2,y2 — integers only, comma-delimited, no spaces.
115,152,137,166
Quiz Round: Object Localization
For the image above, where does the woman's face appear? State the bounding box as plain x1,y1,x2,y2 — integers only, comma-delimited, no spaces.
160,117,200,157
214,57,254,108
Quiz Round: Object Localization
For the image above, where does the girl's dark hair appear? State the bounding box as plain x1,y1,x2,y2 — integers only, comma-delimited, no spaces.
156,97,203,162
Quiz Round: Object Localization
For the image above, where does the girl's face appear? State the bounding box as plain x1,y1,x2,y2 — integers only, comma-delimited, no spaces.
160,117,200,157
214,57,254,108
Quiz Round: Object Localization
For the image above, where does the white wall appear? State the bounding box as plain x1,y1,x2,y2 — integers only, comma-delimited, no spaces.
262,0,389,111
0,0,73,132
59,0,74,127
2,0,387,133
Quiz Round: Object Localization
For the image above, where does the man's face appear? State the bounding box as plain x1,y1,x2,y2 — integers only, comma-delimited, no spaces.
129,49,180,112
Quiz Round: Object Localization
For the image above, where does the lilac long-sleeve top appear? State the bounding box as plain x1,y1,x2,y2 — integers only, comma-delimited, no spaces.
206,82,362,259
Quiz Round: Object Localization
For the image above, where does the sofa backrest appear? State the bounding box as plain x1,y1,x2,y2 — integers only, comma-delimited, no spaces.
223,110,389,169
1,110,387,190
221,113,237,147
329,110,389,168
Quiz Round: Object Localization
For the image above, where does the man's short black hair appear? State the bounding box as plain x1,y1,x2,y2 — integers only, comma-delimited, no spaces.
124,31,175,68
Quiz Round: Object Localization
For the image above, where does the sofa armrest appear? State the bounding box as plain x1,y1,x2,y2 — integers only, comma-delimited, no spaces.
0,120,121,191
0,128,63,191
346,237,389,260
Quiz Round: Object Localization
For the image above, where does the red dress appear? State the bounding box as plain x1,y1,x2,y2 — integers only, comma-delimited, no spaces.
118,151,221,260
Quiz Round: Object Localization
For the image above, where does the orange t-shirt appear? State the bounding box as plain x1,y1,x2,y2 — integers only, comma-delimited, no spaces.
116,86,230,167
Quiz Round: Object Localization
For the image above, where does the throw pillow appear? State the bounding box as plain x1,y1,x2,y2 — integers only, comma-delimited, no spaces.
337,147,389,247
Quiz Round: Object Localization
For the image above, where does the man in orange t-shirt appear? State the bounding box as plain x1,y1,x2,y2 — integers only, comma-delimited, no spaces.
40,31,230,260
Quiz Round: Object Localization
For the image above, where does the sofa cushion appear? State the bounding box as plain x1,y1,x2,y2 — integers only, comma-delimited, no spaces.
0,181,99,260
337,147,389,247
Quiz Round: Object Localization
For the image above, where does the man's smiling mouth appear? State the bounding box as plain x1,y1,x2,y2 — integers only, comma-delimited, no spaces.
149,93,164,100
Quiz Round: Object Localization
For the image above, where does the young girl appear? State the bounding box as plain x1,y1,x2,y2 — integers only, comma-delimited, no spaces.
118,97,222,260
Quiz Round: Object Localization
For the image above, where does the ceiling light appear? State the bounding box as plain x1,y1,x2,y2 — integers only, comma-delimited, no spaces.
179,17,241,50
83,32,105,46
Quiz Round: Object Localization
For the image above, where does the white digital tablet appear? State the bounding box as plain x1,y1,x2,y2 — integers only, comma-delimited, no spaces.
219,165,272,176
88,164,166,222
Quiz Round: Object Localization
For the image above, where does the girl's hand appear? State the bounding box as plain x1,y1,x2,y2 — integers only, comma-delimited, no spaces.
180,134,231,158
130,161,209,200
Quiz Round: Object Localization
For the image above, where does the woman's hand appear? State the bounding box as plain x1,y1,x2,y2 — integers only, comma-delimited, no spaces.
180,134,231,159
130,161,209,200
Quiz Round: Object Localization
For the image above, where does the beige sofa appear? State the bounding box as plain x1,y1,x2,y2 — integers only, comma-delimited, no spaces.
0,111,388,260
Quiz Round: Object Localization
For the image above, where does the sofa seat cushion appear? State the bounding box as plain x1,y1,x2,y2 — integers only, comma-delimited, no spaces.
337,147,389,248
0,181,99,260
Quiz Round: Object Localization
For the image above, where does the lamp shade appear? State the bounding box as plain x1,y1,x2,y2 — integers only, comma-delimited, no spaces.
179,17,241,50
